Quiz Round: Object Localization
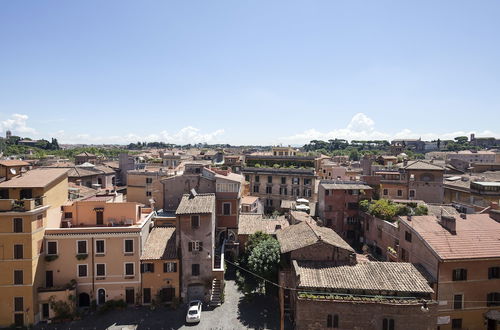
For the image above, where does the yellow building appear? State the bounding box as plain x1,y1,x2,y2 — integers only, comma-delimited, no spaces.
0,168,69,327
140,226,180,304
127,169,170,210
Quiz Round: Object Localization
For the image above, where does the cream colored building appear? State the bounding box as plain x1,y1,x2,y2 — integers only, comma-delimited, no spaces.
0,168,69,327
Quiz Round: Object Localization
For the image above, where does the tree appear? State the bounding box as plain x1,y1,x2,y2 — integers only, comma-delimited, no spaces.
235,232,280,295
454,136,468,145
349,149,360,161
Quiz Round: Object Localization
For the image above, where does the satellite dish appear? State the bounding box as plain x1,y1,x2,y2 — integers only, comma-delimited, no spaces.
10,168,17,175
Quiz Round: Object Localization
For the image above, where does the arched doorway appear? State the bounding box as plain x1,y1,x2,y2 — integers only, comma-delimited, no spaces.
97,288,106,305
78,292,90,307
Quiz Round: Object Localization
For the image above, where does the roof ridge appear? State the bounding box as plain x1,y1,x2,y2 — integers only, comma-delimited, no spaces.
305,221,322,241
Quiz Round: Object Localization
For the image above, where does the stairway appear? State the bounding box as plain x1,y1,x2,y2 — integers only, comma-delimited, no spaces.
209,278,222,307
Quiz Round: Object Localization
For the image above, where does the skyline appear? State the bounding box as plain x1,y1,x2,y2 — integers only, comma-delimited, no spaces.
1,1,500,145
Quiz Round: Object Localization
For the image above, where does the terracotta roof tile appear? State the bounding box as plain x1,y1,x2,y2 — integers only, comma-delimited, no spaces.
140,226,177,260
294,260,434,294
0,168,68,188
277,222,354,253
238,214,289,235
175,193,215,215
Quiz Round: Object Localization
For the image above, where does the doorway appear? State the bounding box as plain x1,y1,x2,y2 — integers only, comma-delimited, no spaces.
97,288,106,305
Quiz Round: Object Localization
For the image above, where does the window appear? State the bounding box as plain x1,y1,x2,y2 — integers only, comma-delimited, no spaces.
253,185,260,193
192,264,200,276
13,218,23,233
14,297,23,312
146,178,153,184
405,231,412,242
266,186,272,194
14,244,23,259
78,264,88,277
96,240,105,254
382,318,395,330
281,177,286,184
146,191,152,197
488,266,500,279
164,262,177,273
397,189,403,197
292,178,299,185
487,292,500,306
304,178,311,185
141,263,154,273
64,212,73,219
191,215,200,229
383,189,388,196
451,319,462,329
124,239,134,253
47,241,58,255
14,270,23,285
125,263,134,276
267,176,272,183
188,241,203,252
96,264,106,276
453,294,463,310
77,240,88,254
452,269,467,281
327,314,338,328
255,175,260,183
325,189,330,196
245,175,250,182
223,203,231,215
409,190,416,198
401,248,409,262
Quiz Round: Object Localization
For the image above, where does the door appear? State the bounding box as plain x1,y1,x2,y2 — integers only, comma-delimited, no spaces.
97,288,106,305
96,212,103,225
78,293,90,307
187,284,204,302
488,319,497,330
143,288,151,304
45,271,53,288
125,288,135,304
42,303,50,319
160,288,175,302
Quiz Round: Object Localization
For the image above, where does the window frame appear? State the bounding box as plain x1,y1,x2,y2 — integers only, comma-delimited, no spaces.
14,297,24,312
192,263,200,276
77,264,88,278
452,268,467,281
46,241,58,256
13,270,23,285
13,218,23,233
222,202,231,216
76,240,88,255
95,239,106,255
124,262,135,276
124,239,134,254
96,263,106,277
191,215,200,229
13,244,23,259
453,293,464,310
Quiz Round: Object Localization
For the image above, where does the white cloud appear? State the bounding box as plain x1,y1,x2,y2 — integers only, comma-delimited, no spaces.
52,126,225,145
280,113,500,144
1,114,37,135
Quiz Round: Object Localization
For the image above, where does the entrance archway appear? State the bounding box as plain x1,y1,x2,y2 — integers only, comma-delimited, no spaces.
78,292,90,307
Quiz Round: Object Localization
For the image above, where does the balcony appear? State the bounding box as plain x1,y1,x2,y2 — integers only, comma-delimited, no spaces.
0,197,45,212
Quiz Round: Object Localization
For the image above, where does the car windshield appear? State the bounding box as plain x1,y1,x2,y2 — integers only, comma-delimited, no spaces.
189,301,199,307
188,310,198,315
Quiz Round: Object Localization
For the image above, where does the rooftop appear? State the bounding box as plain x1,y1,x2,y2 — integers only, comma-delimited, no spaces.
400,214,500,260
276,221,354,254
175,193,215,215
294,260,434,294
238,213,289,235
241,196,259,205
320,180,372,190
0,159,30,167
401,160,444,171
0,168,68,188
140,226,177,260
242,167,315,175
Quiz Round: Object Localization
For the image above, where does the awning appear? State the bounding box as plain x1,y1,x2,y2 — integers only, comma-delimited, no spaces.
486,310,500,321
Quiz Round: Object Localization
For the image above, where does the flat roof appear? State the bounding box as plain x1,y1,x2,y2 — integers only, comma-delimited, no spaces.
0,168,68,188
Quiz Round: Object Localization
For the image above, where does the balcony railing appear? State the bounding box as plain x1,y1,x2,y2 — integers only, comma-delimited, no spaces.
0,197,45,212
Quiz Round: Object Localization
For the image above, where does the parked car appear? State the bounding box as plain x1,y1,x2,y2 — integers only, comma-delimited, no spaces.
186,300,202,324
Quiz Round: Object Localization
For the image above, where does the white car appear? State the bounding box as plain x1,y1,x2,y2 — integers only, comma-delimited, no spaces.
186,300,202,324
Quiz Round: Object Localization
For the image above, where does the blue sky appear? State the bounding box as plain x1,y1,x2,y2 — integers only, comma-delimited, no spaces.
0,0,499,145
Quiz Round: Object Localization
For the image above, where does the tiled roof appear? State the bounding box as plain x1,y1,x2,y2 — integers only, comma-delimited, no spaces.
276,222,354,253
238,214,289,235
175,193,215,215
320,180,372,190
241,196,259,205
0,160,30,167
402,160,444,171
0,168,68,188
400,214,500,260
294,260,434,294
140,226,177,260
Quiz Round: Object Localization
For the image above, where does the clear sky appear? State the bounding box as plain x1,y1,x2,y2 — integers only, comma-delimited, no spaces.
0,0,499,145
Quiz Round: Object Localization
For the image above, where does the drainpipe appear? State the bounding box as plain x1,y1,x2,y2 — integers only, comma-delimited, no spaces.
91,237,95,297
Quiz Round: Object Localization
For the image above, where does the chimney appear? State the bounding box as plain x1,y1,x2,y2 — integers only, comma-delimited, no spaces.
440,215,457,235
403,159,408,167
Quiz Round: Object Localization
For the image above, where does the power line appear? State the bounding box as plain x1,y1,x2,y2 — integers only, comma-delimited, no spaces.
224,259,499,304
